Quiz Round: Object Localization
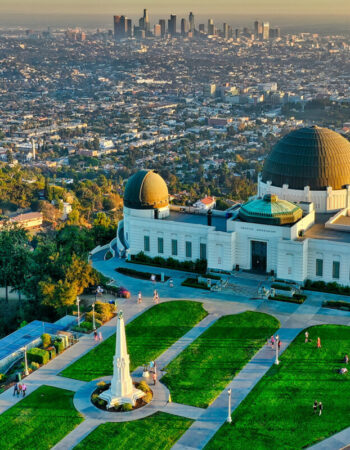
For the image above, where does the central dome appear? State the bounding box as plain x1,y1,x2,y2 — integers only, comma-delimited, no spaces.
262,126,350,190
124,170,169,209
239,194,303,225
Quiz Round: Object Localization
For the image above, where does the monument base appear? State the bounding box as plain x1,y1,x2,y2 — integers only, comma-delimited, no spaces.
99,386,145,408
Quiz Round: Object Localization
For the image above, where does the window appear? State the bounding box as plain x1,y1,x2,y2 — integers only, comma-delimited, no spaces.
200,243,207,260
333,261,340,279
316,259,323,277
144,235,150,252
171,239,178,256
185,241,192,258
158,237,164,254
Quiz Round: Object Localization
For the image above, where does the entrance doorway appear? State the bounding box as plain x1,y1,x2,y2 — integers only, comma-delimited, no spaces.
251,241,267,273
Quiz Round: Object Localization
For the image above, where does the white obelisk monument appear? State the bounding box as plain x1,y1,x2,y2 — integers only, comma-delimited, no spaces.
99,311,144,408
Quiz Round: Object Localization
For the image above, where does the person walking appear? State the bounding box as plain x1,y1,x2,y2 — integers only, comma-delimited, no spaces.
317,337,321,349
155,292,159,304
278,339,281,350
313,400,318,414
94,330,98,341
319,402,323,416
344,354,349,364
98,332,103,342
305,331,309,343
138,291,142,304
18,383,22,397
22,384,27,397
13,383,18,397
152,372,157,385
271,335,275,347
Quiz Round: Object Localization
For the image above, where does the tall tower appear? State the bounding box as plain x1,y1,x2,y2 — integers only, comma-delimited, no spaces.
143,8,150,33
159,19,166,37
114,15,127,40
189,12,195,32
208,18,214,35
169,14,176,36
262,22,270,40
99,311,145,407
223,22,229,39
181,18,188,36
254,20,262,39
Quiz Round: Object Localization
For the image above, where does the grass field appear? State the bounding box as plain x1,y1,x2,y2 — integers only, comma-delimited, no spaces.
162,311,280,408
61,301,207,381
206,325,350,449
74,412,192,450
0,385,83,450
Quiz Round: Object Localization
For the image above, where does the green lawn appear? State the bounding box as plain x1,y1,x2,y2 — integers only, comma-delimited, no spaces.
74,412,192,450
206,325,350,450
162,311,280,408
61,301,207,381
0,385,83,450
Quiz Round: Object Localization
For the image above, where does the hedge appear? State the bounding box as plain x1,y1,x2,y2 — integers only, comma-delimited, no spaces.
269,294,305,304
181,278,211,290
304,279,350,296
322,300,350,311
130,251,207,274
116,267,169,281
54,339,65,354
271,283,292,291
27,348,50,365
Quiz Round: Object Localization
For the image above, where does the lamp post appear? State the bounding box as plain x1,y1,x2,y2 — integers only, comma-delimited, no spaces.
76,297,81,327
227,388,232,423
92,303,96,331
24,345,29,376
275,335,280,365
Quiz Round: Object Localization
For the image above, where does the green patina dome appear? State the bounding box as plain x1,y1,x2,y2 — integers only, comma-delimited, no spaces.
239,194,303,225
124,170,169,209
262,126,350,190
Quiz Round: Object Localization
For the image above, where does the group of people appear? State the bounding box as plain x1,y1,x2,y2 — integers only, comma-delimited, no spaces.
304,331,322,348
13,382,27,397
137,290,160,304
313,400,323,416
93,330,103,342
269,335,281,350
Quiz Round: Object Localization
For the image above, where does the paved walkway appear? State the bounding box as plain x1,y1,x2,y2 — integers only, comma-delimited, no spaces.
172,326,303,450
310,428,350,450
51,418,102,450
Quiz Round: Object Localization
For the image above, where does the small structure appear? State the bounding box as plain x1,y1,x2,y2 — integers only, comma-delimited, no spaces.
99,311,144,408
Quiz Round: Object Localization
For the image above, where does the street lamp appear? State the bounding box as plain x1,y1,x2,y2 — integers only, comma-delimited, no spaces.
275,335,280,365
92,303,96,331
24,345,29,377
227,388,232,423
76,297,81,327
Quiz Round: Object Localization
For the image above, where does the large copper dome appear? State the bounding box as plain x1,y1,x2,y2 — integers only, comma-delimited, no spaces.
124,170,169,209
262,126,350,190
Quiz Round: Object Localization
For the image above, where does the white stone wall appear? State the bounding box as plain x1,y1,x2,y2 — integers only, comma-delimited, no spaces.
276,239,308,283
258,177,350,213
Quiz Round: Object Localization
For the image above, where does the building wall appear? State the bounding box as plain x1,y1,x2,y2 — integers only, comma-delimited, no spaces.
258,178,350,213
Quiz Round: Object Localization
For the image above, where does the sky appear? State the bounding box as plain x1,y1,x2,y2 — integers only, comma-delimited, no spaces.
1,0,350,16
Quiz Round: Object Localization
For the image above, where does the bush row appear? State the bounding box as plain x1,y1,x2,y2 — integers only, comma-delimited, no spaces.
130,251,207,274
271,283,293,291
304,279,350,296
322,300,350,311
269,294,306,304
116,267,169,281
181,278,211,290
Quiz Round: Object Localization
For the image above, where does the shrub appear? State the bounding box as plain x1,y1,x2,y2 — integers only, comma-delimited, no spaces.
131,252,207,274
94,301,114,323
27,348,50,365
271,283,292,291
47,346,56,359
138,381,151,393
30,362,40,370
41,333,51,348
97,381,106,388
91,393,99,402
97,398,107,407
304,279,350,296
121,403,133,411
0,373,6,382
182,278,210,290
54,338,65,354
143,392,153,404
105,250,113,260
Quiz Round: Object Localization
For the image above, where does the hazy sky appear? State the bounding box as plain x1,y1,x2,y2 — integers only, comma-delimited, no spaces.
1,0,350,16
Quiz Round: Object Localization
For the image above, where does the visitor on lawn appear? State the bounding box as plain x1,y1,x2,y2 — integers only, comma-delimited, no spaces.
313,400,318,414
338,368,348,375
319,402,323,416
317,337,321,348
344,354,349,364
305,331,309,343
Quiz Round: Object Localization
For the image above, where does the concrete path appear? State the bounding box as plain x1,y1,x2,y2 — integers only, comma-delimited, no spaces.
173,326,304,450
163,402,206,420
51,418,102,450
310,428,350,450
